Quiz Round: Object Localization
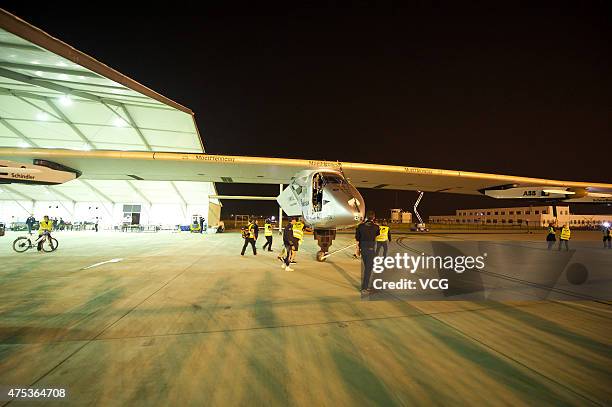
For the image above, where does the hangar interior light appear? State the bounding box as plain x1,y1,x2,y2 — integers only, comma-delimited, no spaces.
58,95,72,106
113,117,127,127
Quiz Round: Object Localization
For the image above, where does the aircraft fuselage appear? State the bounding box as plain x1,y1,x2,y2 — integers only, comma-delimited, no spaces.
277,169,365,229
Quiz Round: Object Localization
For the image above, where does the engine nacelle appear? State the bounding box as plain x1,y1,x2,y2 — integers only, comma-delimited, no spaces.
0,159,80,185
484,186,570,200
483,185,612,203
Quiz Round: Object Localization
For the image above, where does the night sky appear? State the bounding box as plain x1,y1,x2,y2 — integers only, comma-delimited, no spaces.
3,3,610,217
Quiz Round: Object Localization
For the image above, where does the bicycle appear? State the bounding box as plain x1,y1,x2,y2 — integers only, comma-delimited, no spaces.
13,231,58,253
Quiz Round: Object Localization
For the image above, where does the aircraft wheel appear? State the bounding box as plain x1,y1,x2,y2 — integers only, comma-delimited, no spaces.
316,251,327,262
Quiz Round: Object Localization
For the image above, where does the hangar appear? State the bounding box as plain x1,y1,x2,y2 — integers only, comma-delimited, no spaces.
0,11,220,229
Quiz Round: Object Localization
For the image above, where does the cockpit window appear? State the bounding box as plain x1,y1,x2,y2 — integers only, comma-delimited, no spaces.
323,174,343,184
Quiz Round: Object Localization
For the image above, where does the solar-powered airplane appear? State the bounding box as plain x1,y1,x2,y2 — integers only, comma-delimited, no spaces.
1,10,610,261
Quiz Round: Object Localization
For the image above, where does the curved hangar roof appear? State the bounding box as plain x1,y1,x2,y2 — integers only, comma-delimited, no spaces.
0,9,217,207
0,10,204,153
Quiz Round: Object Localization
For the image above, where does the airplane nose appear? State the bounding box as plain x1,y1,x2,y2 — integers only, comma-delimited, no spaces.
334,205,357,226
332,187,365,227
348,197,365,220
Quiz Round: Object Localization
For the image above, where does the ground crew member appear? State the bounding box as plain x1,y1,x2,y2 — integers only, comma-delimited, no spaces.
352,245,361,259
376,219,391,257
26,214,36,234
290,217,305,263
281,217,296,271
356,210,380,294
37,215,53,252
262,219,274,251
252,219,259,241
240,219,258,256
278,228,288,262
602,223,611,249
546,223,556,250
558,224,571,251
189,220,200,233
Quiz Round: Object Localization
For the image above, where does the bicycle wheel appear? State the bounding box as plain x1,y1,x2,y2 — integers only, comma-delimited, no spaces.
42,238,58,252
13,237,31,253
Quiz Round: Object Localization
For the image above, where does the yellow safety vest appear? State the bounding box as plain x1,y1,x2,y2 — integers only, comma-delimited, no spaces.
248,224,256,239
376,226,389,242
560,227,571,240
264,223,273,236
293,222,304,241
38,220,53,234
547,227,555,235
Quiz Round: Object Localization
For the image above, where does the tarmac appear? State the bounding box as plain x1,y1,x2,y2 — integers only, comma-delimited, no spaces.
0,230,610,406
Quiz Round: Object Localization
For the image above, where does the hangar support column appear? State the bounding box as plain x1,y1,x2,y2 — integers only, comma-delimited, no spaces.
279,184,283,232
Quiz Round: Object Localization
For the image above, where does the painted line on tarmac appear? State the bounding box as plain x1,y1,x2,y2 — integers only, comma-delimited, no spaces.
81,258,123,270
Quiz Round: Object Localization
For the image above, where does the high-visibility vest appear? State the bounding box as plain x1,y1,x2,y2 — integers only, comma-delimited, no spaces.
560,227,571,240
293,222,304,241
264,223,273,236
248,224,256,239
547,227,555,235
376,226,389,242
38,220,53,234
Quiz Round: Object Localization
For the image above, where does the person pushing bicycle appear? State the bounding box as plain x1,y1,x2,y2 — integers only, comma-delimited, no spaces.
38,215,53,252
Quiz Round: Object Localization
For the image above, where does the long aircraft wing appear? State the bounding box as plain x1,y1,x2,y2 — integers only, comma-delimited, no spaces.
1,10,609,204
2,148,611,197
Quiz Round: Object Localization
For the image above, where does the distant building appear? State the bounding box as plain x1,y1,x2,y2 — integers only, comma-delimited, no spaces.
429,205,612,227
390,209,412,224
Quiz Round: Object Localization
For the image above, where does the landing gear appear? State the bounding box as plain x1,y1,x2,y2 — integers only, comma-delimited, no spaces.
314,229,336,262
